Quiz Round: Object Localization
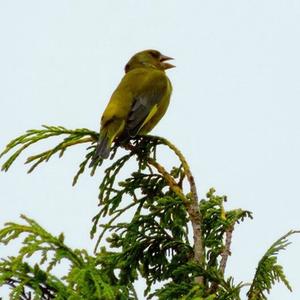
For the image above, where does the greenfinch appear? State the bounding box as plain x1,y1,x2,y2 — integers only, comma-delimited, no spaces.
92,49,175,161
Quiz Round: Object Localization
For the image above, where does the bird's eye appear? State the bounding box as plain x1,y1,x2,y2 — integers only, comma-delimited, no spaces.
150,51,160,58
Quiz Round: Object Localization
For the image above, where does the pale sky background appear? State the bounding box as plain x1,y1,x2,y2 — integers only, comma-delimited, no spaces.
1,1,300,299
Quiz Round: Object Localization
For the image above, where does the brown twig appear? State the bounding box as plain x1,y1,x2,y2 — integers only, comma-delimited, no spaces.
209,226,234,294
147,158,188,204
143,136,205,284
220,226,234,274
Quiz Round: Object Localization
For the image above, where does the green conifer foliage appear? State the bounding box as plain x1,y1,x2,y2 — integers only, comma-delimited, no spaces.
0,126,298,299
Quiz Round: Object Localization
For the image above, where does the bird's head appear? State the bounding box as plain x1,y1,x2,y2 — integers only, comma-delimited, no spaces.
125,49,175,73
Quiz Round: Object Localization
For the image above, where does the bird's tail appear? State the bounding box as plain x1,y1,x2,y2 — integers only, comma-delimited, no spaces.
90,131,111,166
90,120,125,166
95,132,111,159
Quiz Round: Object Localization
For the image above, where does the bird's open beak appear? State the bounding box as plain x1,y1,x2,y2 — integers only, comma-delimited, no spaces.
160,54,175,70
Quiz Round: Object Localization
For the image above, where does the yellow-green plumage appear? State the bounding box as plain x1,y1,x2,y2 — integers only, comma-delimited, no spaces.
93,49,174,161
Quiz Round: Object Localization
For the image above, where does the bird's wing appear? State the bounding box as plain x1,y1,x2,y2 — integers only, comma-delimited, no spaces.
126,72,168,137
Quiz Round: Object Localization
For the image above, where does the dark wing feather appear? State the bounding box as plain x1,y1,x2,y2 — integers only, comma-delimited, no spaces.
126,77,167,137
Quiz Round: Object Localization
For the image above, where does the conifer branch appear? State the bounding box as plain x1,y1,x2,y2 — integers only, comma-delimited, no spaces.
147,158,187,203
150,136,199,202
0,125,97,177
93,201,138,253
247,230,300,300
1,126,298,299
146,136,205,283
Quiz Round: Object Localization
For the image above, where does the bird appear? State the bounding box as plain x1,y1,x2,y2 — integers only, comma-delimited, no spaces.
91,49,175,163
